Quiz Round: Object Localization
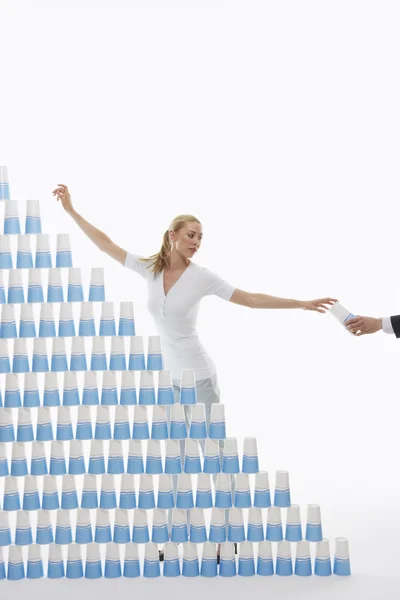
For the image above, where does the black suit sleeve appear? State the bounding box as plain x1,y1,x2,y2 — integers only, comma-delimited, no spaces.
390,315,400,338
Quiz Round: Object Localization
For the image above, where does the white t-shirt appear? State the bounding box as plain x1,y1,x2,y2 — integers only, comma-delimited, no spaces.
123,252,236,382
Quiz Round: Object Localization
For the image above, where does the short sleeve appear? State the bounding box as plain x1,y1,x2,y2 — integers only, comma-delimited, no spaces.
202,267,236,301
123,252,152,280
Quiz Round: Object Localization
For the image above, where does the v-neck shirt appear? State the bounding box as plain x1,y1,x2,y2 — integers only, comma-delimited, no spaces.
123,252,236,381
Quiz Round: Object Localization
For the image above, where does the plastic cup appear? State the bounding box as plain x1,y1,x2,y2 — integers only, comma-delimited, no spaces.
32,337,49,372
58,302,75,336
94,405,111,440
55,509,72,545
257,540,274,576
20,305,37,339
15,510,33,545
215,473,232,508
285,504,302,541
108,439,124,474
132,508,149,543
157,473,174,509
127,438,144,473
22,475,40,510
66,544,83,579
138,370,156,405
75,508,93,544
100,473,117,509
25,199,41,234
16,234,33,268
222,437,239,474
101,370,118,405
209,507,226,543
189,507,207,543
128,335,145,370
88,439,105,474
109,336,126,370
120,369,137,405
184,438,201,473
99,302,116,336
306,504,323,542
89,267,105,301
27,268,44,303
119,473,136,509
104,542,122,578
56,233,72,268
32,239,47,272
195,473,212,509
333,537,351,576
3,477,21,511
156,369,174,405
209,403,226,439
219,541,236,577
314,538,332,576
51,337,68,372
138,473,155,509
118,301,135,336
47,543,64,578
171,508,189,543
179,369,197,405
81,473,99,509
7,545,25,580
151,508,168,543
176,473,194,509
47,268,64,302
67,268,84,302
144,541,161,577
8,269,25,302
61,474,78,509
254,471,271,508
42,475,59,510
82,370,99,405
113,508,131,544
85,543,102,579
238,541,255,577
266,506,283,542
94,508,112,544
182,542,199,577
70,336,87,371
147,335,163,371
151,405,168,439
78,302,96,337
274,470,291,507
62,371,80,407
132,405,149,439
36,510,54,545
276,540,293,576
165,439,182,474
247,506,264,542
17,407,34,442
56,406,73,441
295,540,312,576
146,439,163,475
123,542,140,578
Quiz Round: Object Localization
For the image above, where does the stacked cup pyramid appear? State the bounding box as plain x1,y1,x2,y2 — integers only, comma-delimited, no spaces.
0,167,351,579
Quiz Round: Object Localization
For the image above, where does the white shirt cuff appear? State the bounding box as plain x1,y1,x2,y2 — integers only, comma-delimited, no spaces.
382,316,395,334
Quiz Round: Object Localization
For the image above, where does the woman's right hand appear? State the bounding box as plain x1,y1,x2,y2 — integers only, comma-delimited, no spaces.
52,184,74,213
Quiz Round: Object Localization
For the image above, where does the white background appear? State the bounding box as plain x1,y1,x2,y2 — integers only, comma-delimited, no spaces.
1,0,400,598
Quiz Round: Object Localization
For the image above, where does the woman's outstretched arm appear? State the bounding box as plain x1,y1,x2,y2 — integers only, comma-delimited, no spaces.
229,288,338,313
52,183,127,265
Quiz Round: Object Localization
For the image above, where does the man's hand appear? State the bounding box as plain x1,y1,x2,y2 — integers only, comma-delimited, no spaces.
345,316,382,336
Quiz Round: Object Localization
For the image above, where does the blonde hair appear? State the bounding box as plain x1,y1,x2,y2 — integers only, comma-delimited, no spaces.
139,214,201,276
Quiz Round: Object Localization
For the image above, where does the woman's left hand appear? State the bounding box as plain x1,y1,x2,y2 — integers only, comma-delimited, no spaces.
301,298,338,313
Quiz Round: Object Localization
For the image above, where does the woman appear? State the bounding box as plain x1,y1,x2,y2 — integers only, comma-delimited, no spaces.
53,183,337,558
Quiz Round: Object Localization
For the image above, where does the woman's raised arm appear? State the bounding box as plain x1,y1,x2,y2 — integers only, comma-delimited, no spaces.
52,183,127,265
